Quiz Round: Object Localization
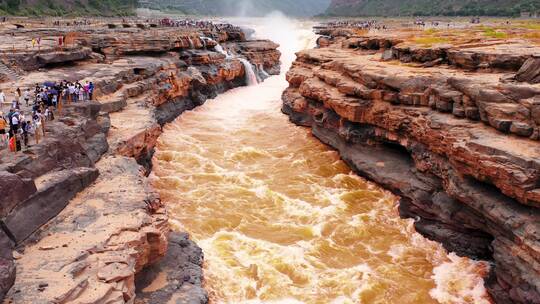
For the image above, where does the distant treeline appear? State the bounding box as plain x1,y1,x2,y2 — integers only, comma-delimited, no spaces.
325,0,540,17
0,0,137,16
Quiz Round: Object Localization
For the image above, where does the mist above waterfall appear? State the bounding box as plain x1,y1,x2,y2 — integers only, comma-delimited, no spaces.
145,0,331,17
217,0,331,17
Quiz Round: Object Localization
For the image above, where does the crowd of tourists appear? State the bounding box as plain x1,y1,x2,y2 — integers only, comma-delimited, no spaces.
323,20,388,30
0,80,95,152
155,18,241,32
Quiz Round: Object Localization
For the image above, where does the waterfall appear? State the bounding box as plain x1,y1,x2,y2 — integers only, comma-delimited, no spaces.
215,43,258,86
258,64,270,78
238,58,259,86
214,44,230,58
201,36,215,49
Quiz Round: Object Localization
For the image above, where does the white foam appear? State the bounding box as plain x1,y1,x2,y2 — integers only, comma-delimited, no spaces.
430,253,491,304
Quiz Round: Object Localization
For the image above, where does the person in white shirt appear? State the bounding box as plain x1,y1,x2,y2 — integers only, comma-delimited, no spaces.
23,89,31,106
0,90,6,107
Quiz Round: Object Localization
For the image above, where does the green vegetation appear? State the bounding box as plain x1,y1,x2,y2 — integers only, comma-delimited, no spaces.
325,0,540,17
0,0,137,16
140,0,332,17
482,27,508,38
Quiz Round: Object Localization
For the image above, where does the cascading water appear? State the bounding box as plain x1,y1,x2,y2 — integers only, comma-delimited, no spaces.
238,58,259,86
258,64,270,79
152,14,491,304
215,44,229,57
214,43,259,86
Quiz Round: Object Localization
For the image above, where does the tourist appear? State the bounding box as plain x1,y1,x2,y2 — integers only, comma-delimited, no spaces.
78,84,85,101
44,106,54,121
20,118,29,148
23,88,31,106
32,112,42,144
0,90,6,108
10,110,19,136
0,112,7,146
88,82,94,100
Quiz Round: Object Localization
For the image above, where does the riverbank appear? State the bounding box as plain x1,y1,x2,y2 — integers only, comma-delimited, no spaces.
0,18,280,303
282,21,540,303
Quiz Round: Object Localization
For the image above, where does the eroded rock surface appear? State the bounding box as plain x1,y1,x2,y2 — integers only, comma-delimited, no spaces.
4,156,169,304
283,24,540,304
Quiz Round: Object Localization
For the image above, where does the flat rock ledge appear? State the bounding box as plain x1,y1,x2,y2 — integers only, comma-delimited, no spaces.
0,21,280,303
283,24,540,304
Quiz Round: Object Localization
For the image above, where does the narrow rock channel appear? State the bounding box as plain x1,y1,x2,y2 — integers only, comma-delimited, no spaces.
150,16,491,304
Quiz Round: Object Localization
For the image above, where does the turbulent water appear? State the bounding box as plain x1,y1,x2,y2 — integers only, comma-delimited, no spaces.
151,14,491,304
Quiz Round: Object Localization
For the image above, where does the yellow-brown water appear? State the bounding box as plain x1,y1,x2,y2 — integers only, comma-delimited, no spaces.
151,16,491,304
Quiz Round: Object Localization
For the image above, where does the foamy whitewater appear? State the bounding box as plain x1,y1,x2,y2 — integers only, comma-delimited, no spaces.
151,13,492,304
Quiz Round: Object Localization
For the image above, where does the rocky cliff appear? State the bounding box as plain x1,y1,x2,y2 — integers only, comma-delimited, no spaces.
0,20,280,303
283,22,540,304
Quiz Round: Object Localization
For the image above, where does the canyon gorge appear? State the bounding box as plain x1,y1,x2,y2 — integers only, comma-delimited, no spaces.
0,12,538,304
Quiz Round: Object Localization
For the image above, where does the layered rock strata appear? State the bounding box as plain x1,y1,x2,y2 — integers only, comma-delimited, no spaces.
0,22,280,303
283,26,540,304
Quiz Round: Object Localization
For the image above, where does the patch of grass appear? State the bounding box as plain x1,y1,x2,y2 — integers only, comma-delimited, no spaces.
424,28,439,35
483,28,508,39
413,36,450,47
522,23,540,30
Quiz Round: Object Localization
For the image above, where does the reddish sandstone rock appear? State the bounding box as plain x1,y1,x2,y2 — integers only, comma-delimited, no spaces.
516,57,540,84
3,156,169,304
283,32,540,304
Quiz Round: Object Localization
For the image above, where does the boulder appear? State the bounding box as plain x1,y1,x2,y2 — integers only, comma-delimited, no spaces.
515,57,540,84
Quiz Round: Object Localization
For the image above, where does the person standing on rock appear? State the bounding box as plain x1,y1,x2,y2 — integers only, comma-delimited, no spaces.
23,88,31,106
88,82,94,100
10,110,19,136
0,112,7,147
32,112,41,144
78,84,85,102
0,90,6,109
68,83,75,103
20,118,28,149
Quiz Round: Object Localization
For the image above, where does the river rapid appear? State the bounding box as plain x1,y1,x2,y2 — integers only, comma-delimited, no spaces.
151,14,491,304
